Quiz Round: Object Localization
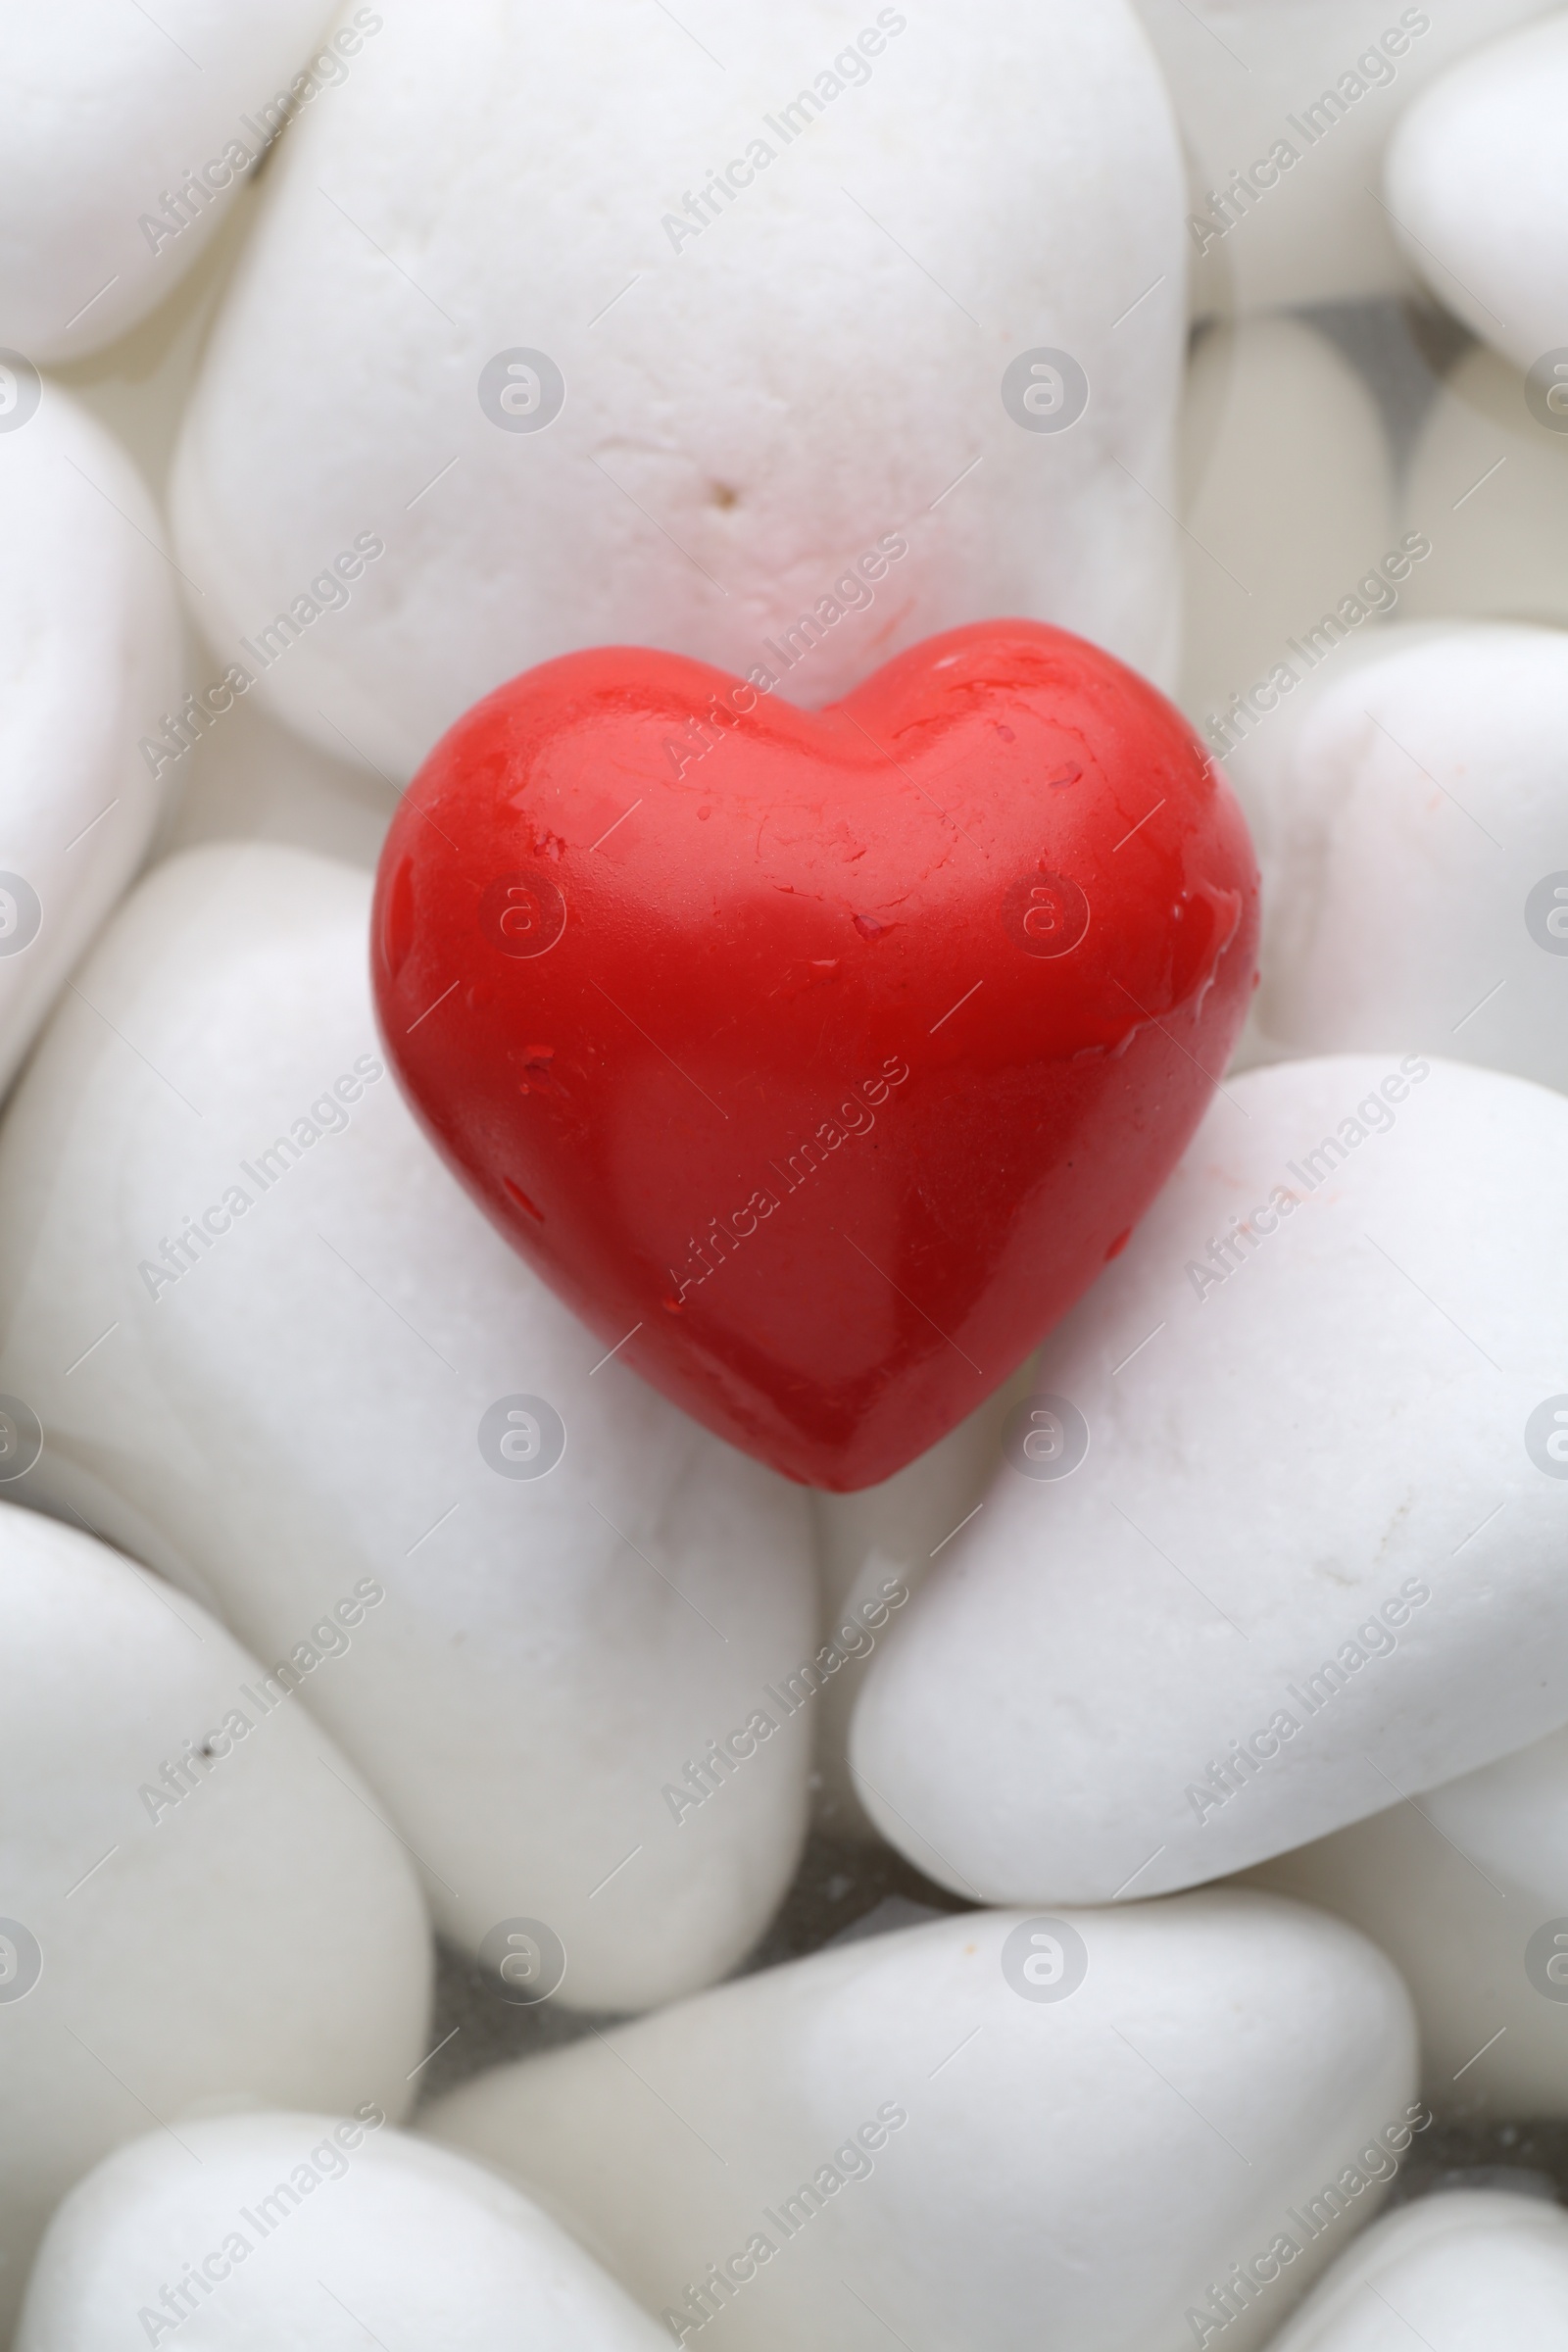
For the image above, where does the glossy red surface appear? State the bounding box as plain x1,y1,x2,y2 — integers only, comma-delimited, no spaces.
371,622,1258,1491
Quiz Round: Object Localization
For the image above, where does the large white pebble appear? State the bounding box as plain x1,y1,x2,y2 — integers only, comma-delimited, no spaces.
1129,0,1557,315
171,1,1186,783
0,843,816,2012
28,215,401,877
16,2111,671,2352
0,1503,429,2341
0,0,348,362
1247,1720,1568,2120
851,1054,1568,1905
1180,316,1395,731
1385,15,1568,379
425,1894,1416,2352
1401,342,1568,630
0,386,179,1094
1228,622,1568,1090
1262,2190,1568,2352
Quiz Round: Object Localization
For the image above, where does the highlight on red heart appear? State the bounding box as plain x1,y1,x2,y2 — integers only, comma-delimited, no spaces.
371,620,1259,1491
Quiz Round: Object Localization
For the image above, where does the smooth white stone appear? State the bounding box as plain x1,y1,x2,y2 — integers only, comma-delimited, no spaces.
1247,1719,1568,2120
0,1503,429,2342
1400,342,1568,630
170,1,1186,784
0,843,817,2011
808,1380,1021,1838
0,385,179,1095
0,0,349,363
1226,622,1568,1091
1385,15,1568,379
30,195,397,876
851,1054,1568,1905
425,1893,1417,2352
1262,2191,1568,2352
1180,316,1395,735
16,2111,671,2351
1129,0,1557,315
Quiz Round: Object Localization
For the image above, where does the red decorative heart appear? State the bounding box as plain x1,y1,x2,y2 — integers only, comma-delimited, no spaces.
372,622,1257,1491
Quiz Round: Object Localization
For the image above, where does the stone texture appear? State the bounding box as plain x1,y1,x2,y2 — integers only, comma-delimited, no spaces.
0,844,818,2013
171,1,1186,782
0,1503,430,2341
851,1054,1568,1903
425,1894,1416,2352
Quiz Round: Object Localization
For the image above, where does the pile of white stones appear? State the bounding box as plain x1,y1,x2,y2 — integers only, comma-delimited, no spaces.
2,5,1567,2347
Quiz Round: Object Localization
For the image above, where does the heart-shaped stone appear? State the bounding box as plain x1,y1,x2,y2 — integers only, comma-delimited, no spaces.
0,843,817,2012
850,1053,1568,1902
0,1500,430,2341
425,1893,1416,2352
17,2111,671,2351
372,622,1257,1490
1264,2191,1568,2352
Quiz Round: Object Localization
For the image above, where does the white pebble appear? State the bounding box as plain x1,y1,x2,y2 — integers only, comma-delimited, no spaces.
0,0,353,362
1228,621,1568,1091
0,844,817,2012
0,1504,430,2342
1129,0,1557,314
0,1,369,364
170,1,1186,783
1263,2191,1568,2352
850,1055,1568,1904
1386,13,1568,380
0,386,179,1094
1249,1717,1568,2120
426,1894,1416,2352
16,2110,672,2351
